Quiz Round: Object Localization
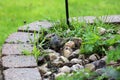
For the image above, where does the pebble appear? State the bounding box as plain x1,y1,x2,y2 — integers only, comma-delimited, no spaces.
98,27,106,35
117,30,120,34
95,68,105,76
68,49,80,60
65,41,75,49
78,54,85,59
70,58,83,64
71,64,84,72
43,49,56,53
38,64,49,74
85,63,95,71
49,53,59,61
59,66,71,73
72,37,82,48
52,59,63,67
92,60,106,69
89,54,100,62
55,72,65,79
101,56,107,61
44,71,52,78
108,46,115,50
63,46,73,58
59,56,69,63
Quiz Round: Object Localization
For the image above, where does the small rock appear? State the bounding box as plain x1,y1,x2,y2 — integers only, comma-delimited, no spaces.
107,29,116,34
68,73,74,77
38,64,49,74
70,58,83,64
89,54,100,62
85,63,95,71
43,78,49,80
84,59,90,64
92,60,106,69
65,41,75,49
101,56,107,61
71,64,84,72
98,27,106,35
117,30,120,34
43,49,56,53
59,66,71,73
68,49,80,60
108,46,115,51
55,72,65,79
52,59,63,67
72,49,80,54
63,46,73,58
109,61,117,65
78,54,85,59
71,37,82,48
59,56,69,63
95,68,105,76
44,71,52,78
38,56,46,65
49,53,59,61
44,51,60,61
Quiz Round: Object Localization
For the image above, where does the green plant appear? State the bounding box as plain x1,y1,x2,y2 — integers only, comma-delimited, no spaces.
56,69,92,80
106,44,120,63
22,49,31,55
32,45,41,60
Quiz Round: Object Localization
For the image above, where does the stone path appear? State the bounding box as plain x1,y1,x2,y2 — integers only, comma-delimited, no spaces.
0,15,120,80
1,21,52,80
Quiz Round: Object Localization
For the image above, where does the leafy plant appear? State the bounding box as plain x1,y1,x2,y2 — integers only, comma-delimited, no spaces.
56,69,92,80
32,45,42,60
22,49,31,55
106,44,120,63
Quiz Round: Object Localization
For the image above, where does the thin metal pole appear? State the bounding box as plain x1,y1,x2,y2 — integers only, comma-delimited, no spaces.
65,0,70,26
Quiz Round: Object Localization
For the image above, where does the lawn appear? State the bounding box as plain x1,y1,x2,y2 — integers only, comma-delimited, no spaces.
0,0,120,49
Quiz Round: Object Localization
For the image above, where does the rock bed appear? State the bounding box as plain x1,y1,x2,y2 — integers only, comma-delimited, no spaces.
0,15,120,80
36,34,107,80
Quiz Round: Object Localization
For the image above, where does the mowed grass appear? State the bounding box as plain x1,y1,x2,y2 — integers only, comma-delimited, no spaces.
0,0,120,48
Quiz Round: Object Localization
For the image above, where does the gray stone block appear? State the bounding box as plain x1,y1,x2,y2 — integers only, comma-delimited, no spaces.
70,15,120,24
3,68,42,80
2,55,37,68
2,44,33,56
18,21,53,33
5,32,39,44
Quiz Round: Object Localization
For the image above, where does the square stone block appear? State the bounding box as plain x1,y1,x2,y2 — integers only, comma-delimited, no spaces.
2,55,37,68
5,32,39,44
18,21,53,32
3,68,42,80
2,44,33,56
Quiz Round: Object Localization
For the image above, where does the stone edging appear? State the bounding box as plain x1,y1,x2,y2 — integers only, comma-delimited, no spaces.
1,15,120,80
1,21,52,80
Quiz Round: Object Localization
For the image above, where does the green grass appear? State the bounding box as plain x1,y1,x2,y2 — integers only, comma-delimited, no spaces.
0,0,120,48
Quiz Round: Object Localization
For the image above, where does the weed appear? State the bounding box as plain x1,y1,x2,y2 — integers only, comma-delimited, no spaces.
22,49,31,55
106,44,120,63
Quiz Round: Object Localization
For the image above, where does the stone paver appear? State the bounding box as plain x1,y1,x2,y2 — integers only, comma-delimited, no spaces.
3,68,42,80
5,32,39,44
18,21,53,33
71,16,96,24
2,55,37,68
2,44,33,56
99,15,120,23
70,15,120,24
